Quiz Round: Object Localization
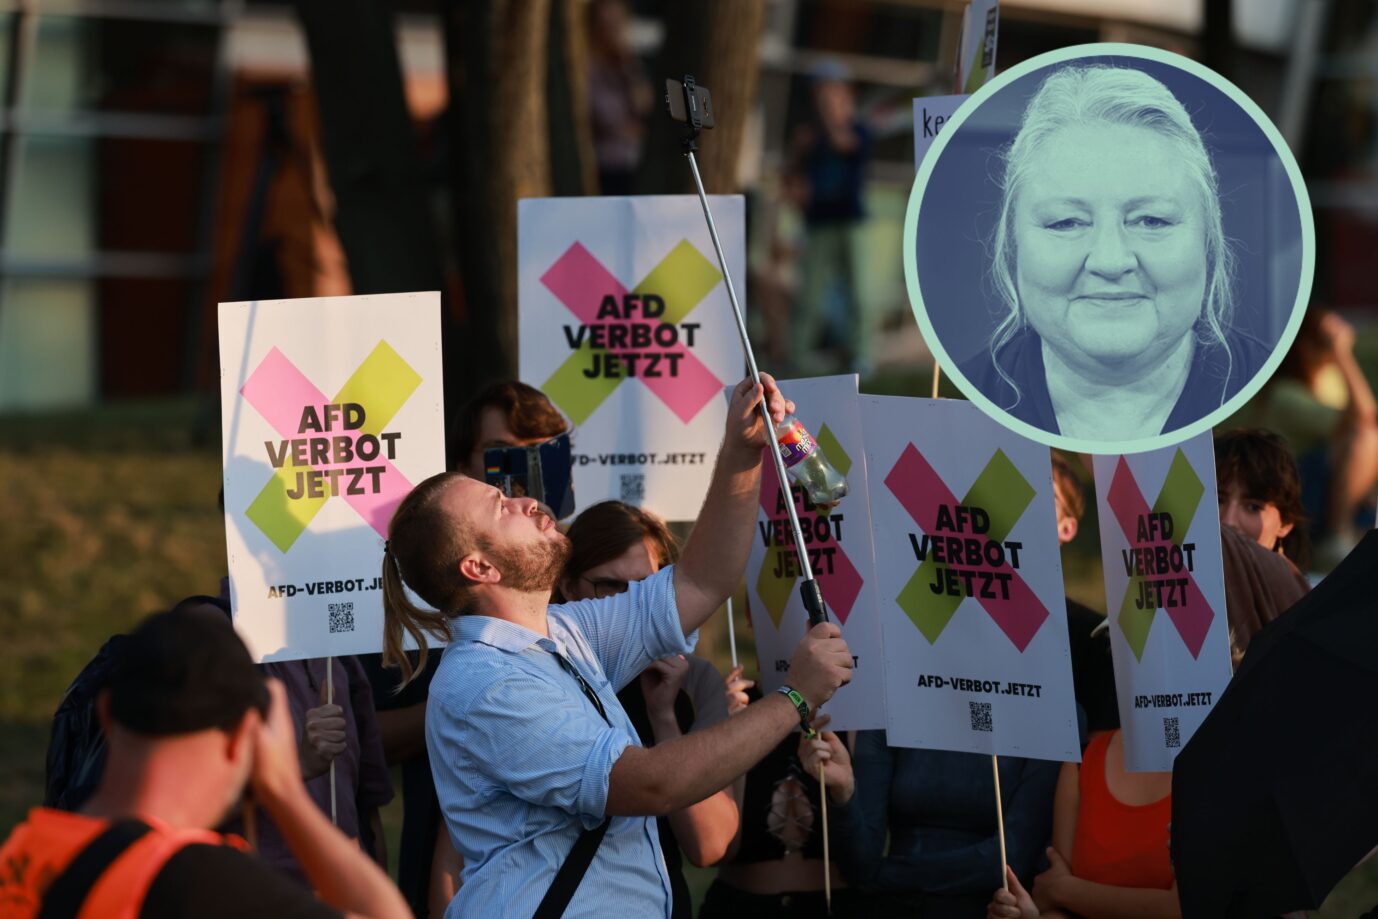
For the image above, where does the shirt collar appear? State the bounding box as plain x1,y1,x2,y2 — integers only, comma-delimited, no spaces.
449,613,565,656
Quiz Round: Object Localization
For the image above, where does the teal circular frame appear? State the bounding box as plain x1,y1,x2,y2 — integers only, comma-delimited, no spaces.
903,42,1316,456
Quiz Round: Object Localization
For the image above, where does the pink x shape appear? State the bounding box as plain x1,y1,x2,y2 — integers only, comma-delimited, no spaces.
541,242,724,423
886,444,1048,652
758,465,865,625
240,346,413,539
1106,458,1214,658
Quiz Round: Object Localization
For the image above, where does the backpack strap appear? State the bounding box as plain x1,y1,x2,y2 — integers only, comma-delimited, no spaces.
534,652,615,918
532,819,612,919
36,819,150,919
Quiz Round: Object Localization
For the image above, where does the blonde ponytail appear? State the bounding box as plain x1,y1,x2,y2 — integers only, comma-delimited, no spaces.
380,471,481,688
381,546,452,687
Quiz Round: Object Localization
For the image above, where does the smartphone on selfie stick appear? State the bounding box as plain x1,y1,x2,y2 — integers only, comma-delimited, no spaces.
664,75,829,628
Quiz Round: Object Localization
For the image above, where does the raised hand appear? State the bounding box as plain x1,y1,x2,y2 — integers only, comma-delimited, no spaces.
640,655,690,722
724,664,754,716
726,373,795,457
786,621,853,711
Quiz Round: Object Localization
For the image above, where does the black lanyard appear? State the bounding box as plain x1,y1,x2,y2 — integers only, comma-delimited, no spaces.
552,652,610,726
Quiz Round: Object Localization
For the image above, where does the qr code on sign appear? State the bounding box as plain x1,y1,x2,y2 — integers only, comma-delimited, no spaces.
969,701,993,732
1163,717,1181,749
620,474,645,503
328,602,355,634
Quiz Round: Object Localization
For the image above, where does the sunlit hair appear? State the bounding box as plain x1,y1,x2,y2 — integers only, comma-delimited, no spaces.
988,64,1236,406
448,380,568,472
1214,427,1309,566
563,501,679,585
381,472,484,687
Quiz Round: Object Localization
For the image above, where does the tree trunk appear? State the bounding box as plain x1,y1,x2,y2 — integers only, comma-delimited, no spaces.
1202,0,1235,82
636,0,767,195
546,0,597,197
294,0,459,412
445,0,553,399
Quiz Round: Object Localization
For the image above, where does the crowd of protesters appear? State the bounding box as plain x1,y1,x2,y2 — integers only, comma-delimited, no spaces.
6,365,1361,919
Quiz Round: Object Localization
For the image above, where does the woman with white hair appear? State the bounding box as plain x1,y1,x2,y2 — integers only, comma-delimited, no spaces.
960,64,1269,442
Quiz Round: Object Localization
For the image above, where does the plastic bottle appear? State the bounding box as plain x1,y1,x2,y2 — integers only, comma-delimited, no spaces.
774,414,848,509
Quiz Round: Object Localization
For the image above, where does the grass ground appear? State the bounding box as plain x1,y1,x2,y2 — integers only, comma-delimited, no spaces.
2,378,1375,915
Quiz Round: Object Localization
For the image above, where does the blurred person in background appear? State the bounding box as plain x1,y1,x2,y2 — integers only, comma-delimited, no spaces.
800,712,1057,917
558,500,739,918
1242,309,1378,566
790,61,875,376
448,380,569,479
191,592,393,887
2,610,409,919
1214,428,1310,568
212,486,393,886
985,641,1249,919
747,175,806,370
587,0,652,195
1212,429,1313,648
1050,453,1118,743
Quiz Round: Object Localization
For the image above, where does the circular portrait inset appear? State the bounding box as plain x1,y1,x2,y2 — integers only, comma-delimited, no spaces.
905,44,1314,454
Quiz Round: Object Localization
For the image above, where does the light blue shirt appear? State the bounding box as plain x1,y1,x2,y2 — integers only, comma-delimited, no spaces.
427,565,695,918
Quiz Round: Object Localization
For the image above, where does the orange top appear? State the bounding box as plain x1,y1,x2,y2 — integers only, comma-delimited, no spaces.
0,807,246,919
1070,732,1175,890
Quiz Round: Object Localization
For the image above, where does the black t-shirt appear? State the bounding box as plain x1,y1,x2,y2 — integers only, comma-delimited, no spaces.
617,679,696,919
141,844,342,919
1066,599,1120,737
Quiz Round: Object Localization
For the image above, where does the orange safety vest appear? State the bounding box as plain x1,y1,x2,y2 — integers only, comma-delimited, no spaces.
0,807,249,919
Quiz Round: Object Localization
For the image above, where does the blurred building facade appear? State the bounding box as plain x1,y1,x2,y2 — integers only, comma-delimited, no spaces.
0,0,1373,410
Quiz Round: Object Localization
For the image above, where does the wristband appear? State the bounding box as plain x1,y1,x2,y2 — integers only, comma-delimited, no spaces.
777,685,817,740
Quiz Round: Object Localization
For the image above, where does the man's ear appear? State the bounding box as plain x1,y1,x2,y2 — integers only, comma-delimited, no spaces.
1058,516,1078,545
459,553,500,585
225,708,258,766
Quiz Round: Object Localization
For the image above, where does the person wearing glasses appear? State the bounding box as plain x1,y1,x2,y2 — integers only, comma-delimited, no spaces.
557,500,741,919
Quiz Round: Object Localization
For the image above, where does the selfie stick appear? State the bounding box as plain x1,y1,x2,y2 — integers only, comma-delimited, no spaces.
673,74,828,628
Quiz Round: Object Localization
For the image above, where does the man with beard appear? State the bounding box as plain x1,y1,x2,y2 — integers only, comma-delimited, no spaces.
378,375,854,918
0,610,410,919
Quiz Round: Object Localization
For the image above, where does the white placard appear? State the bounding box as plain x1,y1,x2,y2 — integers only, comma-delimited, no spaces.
218,292,446,662
743,375,885,731
959,0,1000,92
862,396,1079,761
1092,431,1233,771
913,94,968,170
518,196,746,521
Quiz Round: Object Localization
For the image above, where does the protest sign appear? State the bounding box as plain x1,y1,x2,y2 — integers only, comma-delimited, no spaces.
959,0,1000,93
518,196,746,521
862,396,1079,761
913,95,968,170
1093,432,1233,772
219,292,445,663
743,375,885,731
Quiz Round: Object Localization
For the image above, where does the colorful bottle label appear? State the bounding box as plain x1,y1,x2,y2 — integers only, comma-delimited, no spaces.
777,419,817,469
